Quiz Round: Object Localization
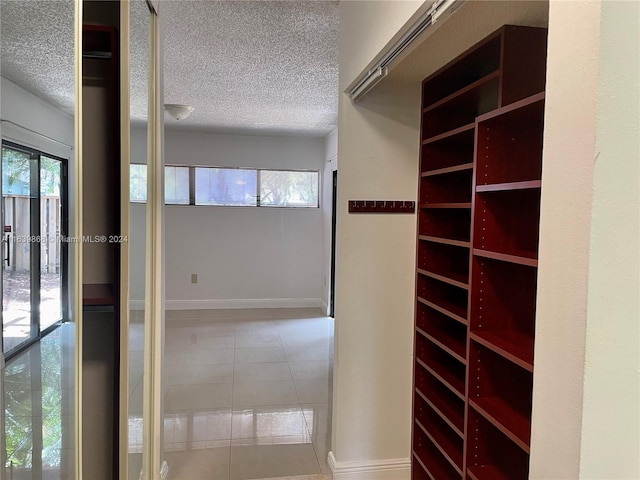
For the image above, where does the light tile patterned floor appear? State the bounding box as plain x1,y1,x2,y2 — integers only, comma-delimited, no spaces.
1,308,333,480
161,308,334,480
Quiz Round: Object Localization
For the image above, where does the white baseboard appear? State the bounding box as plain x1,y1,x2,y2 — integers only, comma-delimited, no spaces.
320,298,329,316
164,298,324,310
130,299,145,310
328,452,411,480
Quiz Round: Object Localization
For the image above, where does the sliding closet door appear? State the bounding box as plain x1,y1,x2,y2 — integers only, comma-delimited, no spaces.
120,0,155,477
120,1,163,479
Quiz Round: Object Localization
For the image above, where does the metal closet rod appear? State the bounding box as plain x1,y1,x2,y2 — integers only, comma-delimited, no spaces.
0,118,74,150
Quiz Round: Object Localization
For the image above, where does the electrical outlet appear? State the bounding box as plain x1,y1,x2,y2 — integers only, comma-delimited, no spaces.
191,273,198,284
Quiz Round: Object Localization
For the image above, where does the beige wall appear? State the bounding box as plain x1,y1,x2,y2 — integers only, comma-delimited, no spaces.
532,1,640,478
332,1,424,477
580,1,640,477
529,1,602,477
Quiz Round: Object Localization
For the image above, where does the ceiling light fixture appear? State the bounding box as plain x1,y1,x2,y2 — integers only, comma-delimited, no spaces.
164,104,194,121
347,0,464,103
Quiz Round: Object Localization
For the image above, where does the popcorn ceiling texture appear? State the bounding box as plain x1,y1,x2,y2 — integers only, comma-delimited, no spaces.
1,1,339,136
0,0,75,116
162,1,339,136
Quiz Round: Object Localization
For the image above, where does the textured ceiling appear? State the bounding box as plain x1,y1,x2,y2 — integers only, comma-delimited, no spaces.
0,0,75,117
1,1,338,137
162,1,339,136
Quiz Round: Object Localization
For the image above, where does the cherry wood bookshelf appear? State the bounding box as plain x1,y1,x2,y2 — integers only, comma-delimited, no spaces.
413,25,547,479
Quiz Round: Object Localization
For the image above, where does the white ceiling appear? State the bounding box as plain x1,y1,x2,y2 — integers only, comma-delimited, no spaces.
162,1,339,136
1,1,339,137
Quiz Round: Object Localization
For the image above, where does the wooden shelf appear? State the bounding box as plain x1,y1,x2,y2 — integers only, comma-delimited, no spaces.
466,408,531,479
470,398,530,453
416,388,464,438
476,94,545,186
413,423,463,479
417,268,469,291
419,235,470,249
469,255,537,369
422,33,501,107
421,202,471,209
467,466,510,480
416,274,468,322
417,297,467,325
473,188,541,259
415,366,465,433
476,91,545,123
412,453,433,480
416,328,467,365
470,332,533,372
423,70,500,114
417,241,469,285
422,163,473,177
422,123,475,145
83,283,115,307
416,356,465,400
473,248,538,267
468,341,533,452
419,208,471,242
416,303,467,361
416,419,463,474
476,180,541,193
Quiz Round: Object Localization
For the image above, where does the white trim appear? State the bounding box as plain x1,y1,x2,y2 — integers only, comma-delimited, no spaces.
164,298,323,310
328,452,411,480
130,299,146,310
320,298,329,316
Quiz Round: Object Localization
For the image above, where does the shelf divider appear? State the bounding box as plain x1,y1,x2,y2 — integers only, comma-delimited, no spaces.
473,248,538,267
422,123,475,145
419,235,471,249
417,268,469,291
417,296,468,325
470,398,530,453
422,163,474,177
476,180,541,193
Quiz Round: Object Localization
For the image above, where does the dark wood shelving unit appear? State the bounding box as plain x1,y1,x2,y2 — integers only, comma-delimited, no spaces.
412,24,547,479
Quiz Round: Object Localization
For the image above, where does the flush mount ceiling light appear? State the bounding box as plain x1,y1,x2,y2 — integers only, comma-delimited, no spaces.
164,104,194,121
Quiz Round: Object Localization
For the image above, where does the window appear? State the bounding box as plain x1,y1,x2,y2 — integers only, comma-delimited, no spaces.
195,167,257,206
164,166,189,205
130,164,190,205
260,170,319,208
130,164,147,203
130,165,319,208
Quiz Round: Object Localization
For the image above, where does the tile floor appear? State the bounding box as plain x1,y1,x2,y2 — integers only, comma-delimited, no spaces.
161,308,334,480
1,324,75,480
1,308,333,480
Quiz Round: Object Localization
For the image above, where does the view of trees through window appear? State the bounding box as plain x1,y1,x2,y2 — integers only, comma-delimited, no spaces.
131,164,319,208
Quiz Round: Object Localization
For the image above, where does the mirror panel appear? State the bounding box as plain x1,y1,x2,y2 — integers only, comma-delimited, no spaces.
1,0,76,478
128,0,151,477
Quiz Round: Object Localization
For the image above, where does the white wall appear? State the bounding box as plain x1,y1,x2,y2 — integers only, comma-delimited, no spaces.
0,77,74,158
162,130,325,309
0,76,76,321
579,1,640,477
331,2,424,478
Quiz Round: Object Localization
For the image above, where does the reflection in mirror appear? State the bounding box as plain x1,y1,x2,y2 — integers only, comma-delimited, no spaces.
1,0,75,478
128,0,151,478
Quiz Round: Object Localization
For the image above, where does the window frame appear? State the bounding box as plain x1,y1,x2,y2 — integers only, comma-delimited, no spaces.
130,164,321,208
